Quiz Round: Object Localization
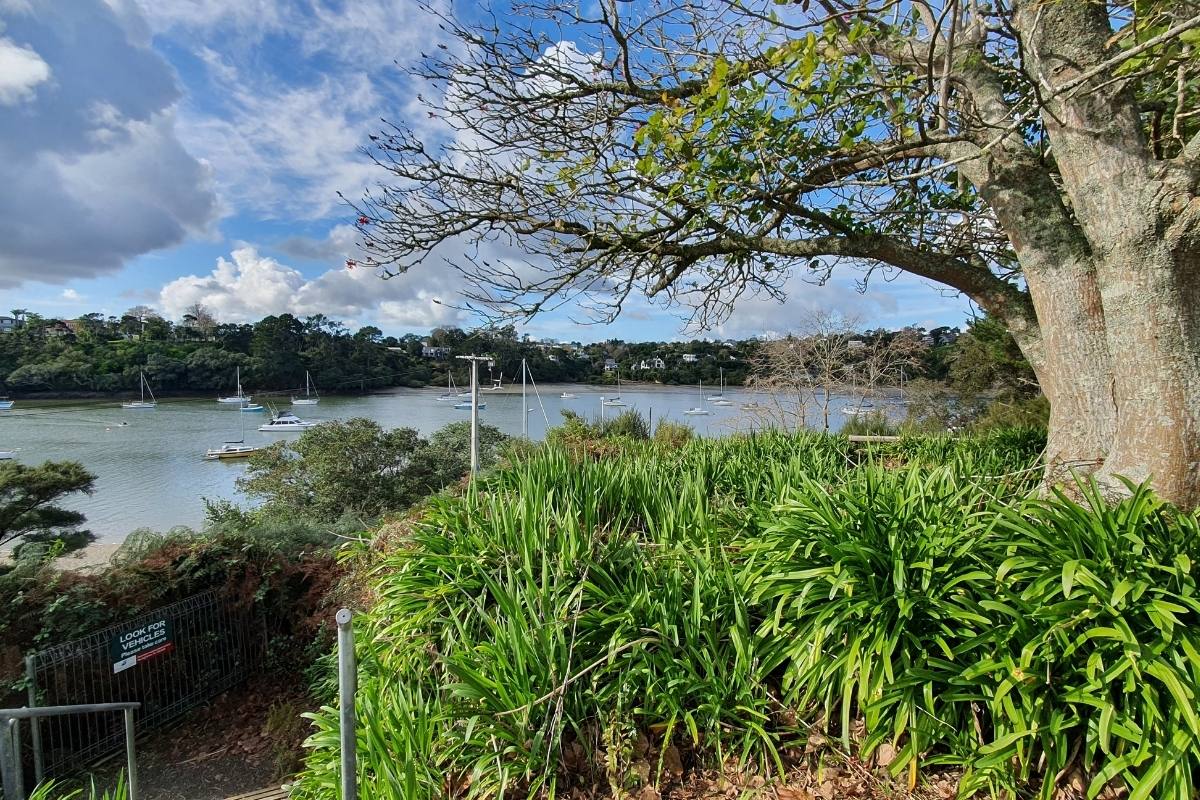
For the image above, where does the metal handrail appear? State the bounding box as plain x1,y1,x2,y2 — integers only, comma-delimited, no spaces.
0,703,140,800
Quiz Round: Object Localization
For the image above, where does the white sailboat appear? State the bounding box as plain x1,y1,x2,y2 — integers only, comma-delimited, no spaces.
0,398,14,410
709,368,734,406
454,399,486,410
121,371,157,409
218,367,251,404
519,358,550,438
292,371,320,405
602,369,627,407
259,410,318,432
559,391,577,399
205,411,261,460
684,378,710,415
0,450,15,460
438,371,460,401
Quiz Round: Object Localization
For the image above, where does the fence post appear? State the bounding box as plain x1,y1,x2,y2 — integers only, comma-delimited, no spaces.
24,657,42,786
0,718,20,800
123,708,139,800
336,608,357,800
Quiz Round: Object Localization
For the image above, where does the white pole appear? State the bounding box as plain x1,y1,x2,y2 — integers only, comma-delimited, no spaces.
470,359,479,473
521,358,528,438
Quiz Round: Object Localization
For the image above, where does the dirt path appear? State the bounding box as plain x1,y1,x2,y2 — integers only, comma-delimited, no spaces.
88,681,310,800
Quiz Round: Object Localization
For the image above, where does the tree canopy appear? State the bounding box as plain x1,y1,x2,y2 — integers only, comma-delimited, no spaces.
353,0,1200,504
0,460,96,558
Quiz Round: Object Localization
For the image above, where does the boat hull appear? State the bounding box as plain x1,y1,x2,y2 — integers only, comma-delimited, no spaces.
291,399,320,405
121,402,157,409
204,446,260,460
0,401,13,410
218,396,251,404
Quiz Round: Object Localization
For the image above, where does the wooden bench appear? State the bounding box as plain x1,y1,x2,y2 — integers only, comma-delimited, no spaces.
223,788,289,800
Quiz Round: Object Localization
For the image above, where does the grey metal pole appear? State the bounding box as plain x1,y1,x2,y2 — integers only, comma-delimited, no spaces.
23,658,40,786
123,708,139,800
521,358,527,439
336,608,358,800
0,718,18,800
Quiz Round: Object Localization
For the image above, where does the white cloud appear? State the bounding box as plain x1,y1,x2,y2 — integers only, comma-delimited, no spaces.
60,288,82,301
0,0,216,288
0,37,49,105
129,0,453,221
158,245,465,330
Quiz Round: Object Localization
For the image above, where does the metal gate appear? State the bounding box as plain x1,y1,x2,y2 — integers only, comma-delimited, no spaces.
23,588,265,778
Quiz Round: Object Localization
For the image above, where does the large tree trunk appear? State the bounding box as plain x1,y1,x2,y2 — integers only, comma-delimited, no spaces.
1092,225,1200,507
1010,0,1200,507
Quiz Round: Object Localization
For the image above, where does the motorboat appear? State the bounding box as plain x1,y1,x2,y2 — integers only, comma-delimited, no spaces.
292,371,320,405
218,367,251,404
204,443,260,460
454,399,486,410
559,392,577,399
240,403,265,412
259,411,318,432
740,401,763,411
0,450,14,460
121,372,157,409
0,398,13,410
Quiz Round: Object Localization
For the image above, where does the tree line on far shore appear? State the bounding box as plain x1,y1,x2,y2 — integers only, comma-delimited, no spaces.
0,305,1027,406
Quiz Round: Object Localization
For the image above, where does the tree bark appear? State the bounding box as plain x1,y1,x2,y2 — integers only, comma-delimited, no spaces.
1011,0,1200,506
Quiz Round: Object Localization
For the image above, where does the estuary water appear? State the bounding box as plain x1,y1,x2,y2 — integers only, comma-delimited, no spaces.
0,383,878,542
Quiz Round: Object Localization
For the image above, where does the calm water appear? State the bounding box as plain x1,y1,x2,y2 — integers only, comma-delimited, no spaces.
0,384,879,541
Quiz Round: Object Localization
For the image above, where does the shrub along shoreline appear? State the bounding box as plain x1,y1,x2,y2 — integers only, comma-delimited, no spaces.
289,428,1200,799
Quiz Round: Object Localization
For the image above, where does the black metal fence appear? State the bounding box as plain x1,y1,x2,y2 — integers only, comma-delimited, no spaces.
23,588,265,778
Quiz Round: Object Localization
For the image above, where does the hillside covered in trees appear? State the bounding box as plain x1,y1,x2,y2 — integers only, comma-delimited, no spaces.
0,306,996,400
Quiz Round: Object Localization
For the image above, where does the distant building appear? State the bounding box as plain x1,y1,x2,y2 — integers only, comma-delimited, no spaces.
421,343,452,359
681,353,699,363
0,316,15,334
847,339,866,350
603,358,619,372
634,357,666,371
43,321,73,338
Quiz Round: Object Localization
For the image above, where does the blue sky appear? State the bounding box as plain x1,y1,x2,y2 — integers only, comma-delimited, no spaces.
0,0,974,342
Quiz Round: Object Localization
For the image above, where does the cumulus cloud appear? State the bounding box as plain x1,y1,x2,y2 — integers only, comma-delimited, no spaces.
0,37,49,105
158,245,465,330
0,0,216,288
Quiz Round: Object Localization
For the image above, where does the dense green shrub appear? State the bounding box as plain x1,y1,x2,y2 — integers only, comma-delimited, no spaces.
747,467,996,769
292,430,1199,800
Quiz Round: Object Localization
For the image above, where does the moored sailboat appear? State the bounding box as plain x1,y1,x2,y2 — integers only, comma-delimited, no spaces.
292,371,320,405
683,378,710,415
602,369,627,407
206,408,260,460
218,367,251,404
121,372,157,409
709,368,734,406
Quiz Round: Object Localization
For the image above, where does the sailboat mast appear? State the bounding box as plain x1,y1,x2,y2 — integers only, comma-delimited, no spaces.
522,358,527,438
